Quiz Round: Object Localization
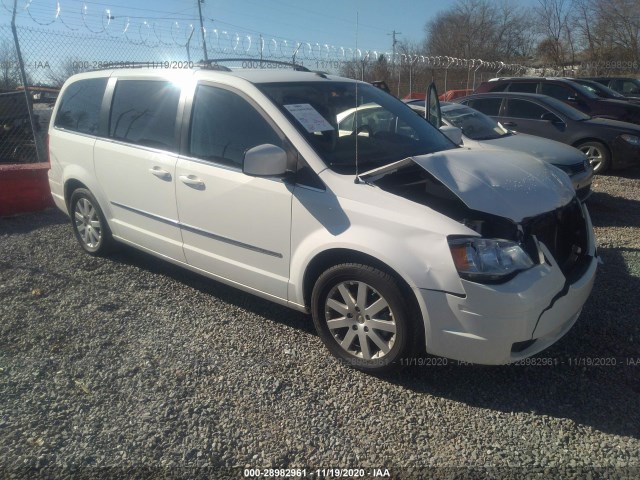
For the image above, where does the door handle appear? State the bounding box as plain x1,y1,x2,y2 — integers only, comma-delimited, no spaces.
502,121,517,127
179,175,205,189
149,167,172,180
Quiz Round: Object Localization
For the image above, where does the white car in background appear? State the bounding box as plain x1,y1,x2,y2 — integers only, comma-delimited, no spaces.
404,101,594,200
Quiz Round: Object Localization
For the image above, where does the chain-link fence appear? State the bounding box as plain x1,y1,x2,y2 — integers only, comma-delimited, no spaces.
0,1,534,165
0,22,524,163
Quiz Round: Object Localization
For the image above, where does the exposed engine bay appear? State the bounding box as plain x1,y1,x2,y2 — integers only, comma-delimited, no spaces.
369,164,590,279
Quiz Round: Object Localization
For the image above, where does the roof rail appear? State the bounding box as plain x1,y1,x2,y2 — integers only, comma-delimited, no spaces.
490,76,543,81
199,58,310,72
194,61,233,72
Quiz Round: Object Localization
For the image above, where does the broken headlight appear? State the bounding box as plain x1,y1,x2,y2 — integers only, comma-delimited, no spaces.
448,237,534,283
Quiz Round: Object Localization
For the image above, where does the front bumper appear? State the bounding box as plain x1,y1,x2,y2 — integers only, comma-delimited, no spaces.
611,136,640,169
417,203,597,365
570,168,593,201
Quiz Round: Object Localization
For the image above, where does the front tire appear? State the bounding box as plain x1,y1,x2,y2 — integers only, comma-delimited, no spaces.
311,263,418,373
69,188,114,256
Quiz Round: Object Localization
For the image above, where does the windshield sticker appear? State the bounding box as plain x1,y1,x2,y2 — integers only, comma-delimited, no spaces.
284,104,334,133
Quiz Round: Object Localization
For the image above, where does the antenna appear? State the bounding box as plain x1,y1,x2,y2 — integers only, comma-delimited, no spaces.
354,11,360,183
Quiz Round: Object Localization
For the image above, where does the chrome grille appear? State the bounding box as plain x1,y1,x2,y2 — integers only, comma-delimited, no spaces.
553,161,588,176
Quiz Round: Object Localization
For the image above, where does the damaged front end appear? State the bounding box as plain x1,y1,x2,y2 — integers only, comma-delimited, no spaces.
359,149,597,364
359,149,592,284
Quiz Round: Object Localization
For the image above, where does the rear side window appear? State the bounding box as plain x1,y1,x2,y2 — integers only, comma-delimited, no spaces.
609,79,622,91
505,99,549,119
189,85,282,167
109,80,180,151
466,98,502,116
54,78,107,135
540,83,574,101
508,82,538,93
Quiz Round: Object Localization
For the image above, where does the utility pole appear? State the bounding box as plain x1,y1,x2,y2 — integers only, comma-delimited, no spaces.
197,0,208,61
388,30,402,64
388,30,401,95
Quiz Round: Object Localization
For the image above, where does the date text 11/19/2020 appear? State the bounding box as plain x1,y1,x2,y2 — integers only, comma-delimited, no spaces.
244,468,392,478
399,357,639,367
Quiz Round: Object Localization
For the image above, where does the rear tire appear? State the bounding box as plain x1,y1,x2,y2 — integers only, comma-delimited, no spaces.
311,263,419,373
577,141,610,174
69,188,114,256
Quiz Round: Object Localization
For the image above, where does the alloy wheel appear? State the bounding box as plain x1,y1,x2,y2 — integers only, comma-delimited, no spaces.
324,280,397,360
74,197,102,249
580,145,604,172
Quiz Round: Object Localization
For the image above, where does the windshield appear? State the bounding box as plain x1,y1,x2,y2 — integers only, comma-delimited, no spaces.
575,80,626,99
441,103,509,140
257,81,456,174
569,81,600,100
541,96,592,121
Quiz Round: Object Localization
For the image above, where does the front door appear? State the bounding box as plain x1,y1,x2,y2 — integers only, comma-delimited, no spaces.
175,84,293,300
501,99,566,142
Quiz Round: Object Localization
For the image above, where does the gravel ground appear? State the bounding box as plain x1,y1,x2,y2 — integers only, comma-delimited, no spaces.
1,168,639,479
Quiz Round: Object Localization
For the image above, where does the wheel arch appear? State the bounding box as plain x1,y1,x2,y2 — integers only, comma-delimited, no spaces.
64,178,89,211
572,137,611,155
302,248,421,319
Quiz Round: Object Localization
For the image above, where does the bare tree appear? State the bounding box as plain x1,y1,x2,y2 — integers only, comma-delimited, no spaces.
0,39,20,90
424,0,534,62
572,0,597,66
533,0,575,71
567,0,639,74
47,58,89,88
593,0,640,63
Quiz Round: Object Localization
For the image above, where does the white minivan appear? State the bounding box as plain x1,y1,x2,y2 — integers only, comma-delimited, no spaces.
48,66,598,372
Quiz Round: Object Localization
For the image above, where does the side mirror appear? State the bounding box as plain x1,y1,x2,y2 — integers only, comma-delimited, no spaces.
243,144,288,177
440,125,463,145
540,112,563,124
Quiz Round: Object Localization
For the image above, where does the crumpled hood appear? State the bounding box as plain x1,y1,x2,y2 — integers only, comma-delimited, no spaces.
361,148,575,223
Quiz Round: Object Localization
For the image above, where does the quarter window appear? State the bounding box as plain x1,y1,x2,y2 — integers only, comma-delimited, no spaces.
486,83,508,92
189,85,282,167
508,82,538,93
505,99,549,119
54,78,107,134
109,80,180,151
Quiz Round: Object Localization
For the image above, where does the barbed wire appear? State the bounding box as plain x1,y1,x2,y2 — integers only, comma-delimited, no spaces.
1,0,528,73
